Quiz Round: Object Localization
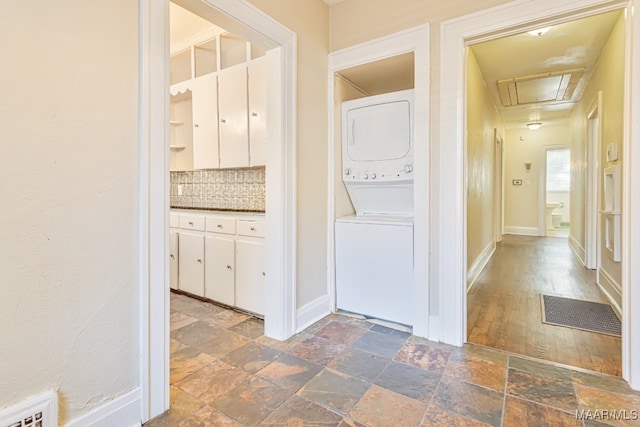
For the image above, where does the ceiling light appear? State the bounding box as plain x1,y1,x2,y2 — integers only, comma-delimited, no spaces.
528,27,551,37
527,122,542,131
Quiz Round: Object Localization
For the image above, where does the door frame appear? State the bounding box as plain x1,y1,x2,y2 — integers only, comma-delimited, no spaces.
494,129,504,243
585,92,603,269
138,0,297,420
440,0,640,389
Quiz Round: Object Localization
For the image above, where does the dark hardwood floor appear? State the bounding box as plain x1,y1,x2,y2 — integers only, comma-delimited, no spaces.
467,235,622,376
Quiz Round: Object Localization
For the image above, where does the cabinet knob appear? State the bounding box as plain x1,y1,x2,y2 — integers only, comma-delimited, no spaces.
194,123,199,128
217,224,223,228
250,226,256,231
170,254,174,259
226,265,232,269
262,272,266,276
197,259,202,263
221,119,226,123
251,112,258,117
188,221,194,225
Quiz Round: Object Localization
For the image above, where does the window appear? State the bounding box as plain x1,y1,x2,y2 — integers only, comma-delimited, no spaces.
547,148,570,191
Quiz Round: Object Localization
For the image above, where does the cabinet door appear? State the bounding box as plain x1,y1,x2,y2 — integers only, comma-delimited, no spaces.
205,235,235,306
169,231,179,290
248,57,267,167
178,232,205,297
235,239,265,315
192,73,220,169
218,65,249,168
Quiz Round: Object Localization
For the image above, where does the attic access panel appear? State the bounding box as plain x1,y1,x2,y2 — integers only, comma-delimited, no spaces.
498,68,584,106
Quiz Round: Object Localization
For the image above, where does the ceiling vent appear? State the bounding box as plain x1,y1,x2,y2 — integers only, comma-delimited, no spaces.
497,68,584,107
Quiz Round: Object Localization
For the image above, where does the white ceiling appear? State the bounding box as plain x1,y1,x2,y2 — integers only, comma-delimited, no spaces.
471,9,622,127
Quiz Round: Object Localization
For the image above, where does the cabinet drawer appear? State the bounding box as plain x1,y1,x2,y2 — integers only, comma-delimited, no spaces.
180,214,206,231
206,217,236,235
237,220,265,238
170,213,180,228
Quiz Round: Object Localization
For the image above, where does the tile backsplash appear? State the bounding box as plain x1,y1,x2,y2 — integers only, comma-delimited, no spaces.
170,167,265,212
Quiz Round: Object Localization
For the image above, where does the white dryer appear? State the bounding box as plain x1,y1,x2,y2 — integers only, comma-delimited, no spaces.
336,89,415,326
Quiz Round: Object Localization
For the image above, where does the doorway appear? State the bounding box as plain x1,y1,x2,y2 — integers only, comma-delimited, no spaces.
440,0,640,389
542,147,570,239
139,0,297,420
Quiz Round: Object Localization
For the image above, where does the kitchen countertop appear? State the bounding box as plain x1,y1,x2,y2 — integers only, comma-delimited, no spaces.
170,206,265,215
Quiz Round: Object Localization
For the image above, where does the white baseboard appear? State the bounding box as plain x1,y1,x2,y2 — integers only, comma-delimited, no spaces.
598,268,622,316
504,226,540,236
296,294,331,333
65,388,141,427
467,240,495,292
568,234,586,265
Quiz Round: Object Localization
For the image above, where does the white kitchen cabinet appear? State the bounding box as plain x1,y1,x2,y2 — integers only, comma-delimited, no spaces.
191,73,220,169
169,231,179,290
248,57,267,167
178,232,205,297
235,239,265,315
205,235,235,306
218,65,249,168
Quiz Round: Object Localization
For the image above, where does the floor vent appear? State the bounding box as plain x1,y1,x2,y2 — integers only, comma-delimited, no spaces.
0,392,57,427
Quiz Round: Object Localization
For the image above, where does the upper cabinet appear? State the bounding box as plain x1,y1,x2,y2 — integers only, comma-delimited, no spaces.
169,30,267,172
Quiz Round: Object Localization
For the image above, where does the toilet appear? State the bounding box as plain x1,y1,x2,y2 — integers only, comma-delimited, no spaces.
545,202,563,231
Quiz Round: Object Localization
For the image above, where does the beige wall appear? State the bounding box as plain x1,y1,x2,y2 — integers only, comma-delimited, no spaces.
248,0,330,308
504,125,571,232
0,1,139,423
570,12,625,288
466,49,502,269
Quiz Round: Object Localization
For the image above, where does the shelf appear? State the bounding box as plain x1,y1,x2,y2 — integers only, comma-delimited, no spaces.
170,121,184,127
170,145,186,150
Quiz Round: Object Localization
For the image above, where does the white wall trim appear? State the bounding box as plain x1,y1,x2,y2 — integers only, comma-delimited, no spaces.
503,226,540,236
466,241,495,292
585,92,603,270
327,24,431,338
65,388,142,427
569,234,586,266
140,0,298,421
296,294,331,333
598,268,622,317
439,0,631,351
622,0,640,389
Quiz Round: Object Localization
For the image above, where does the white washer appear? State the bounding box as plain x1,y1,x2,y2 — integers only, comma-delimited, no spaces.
335,215,413,326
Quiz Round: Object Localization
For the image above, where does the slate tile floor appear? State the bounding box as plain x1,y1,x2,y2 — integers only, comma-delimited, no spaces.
145,292,640,426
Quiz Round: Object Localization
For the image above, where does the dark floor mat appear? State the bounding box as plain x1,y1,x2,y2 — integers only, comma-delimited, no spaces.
541,294,621,337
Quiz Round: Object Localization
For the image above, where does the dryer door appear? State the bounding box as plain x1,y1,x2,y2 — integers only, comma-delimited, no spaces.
345,100,411,162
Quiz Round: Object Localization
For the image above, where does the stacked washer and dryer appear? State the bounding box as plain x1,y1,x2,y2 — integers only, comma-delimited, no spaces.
335,89,414,327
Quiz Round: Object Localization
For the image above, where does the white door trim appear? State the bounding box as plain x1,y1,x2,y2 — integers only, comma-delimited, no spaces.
327,25,431,337
585,92,602,270
138,0,297,421
494,129,504,243
440,0,640,390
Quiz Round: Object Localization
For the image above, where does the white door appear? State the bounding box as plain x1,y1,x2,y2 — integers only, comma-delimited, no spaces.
169,231,179,290
205,235,235,306
192,73,220,169
178,232,205,297
218,65,249,168
248,57,267,166
236,239,265,315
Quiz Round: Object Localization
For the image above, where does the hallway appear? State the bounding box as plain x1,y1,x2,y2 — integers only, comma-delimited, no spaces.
468,235,621,376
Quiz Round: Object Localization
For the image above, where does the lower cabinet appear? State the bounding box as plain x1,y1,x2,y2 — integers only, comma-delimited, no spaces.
178,232,205,297
204,235,235,306
171,211,265,316
235,239,265,315
169,230,179,290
